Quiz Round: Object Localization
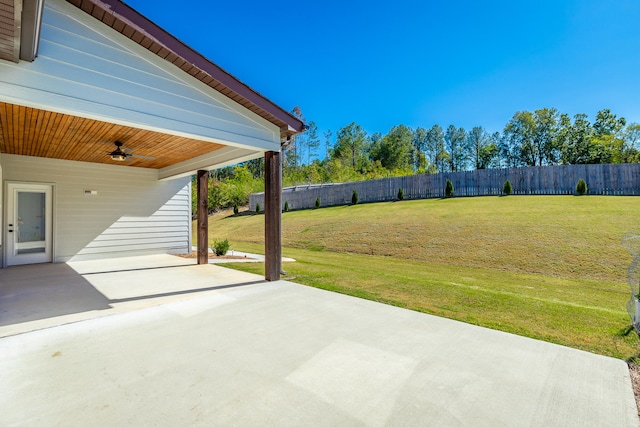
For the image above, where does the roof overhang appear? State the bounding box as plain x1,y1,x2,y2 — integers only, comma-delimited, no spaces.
66,0,305,139
0,0,305,179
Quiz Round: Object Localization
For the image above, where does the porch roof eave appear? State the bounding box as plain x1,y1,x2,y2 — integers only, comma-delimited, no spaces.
1,0,304,174
157,147,264,181
66,0,305,138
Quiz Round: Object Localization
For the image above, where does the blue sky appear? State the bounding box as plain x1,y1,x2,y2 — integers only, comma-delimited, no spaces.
127,0,640,139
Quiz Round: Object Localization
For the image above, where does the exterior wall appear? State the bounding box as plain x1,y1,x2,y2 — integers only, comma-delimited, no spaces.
2,155,191,264
0,0,280,152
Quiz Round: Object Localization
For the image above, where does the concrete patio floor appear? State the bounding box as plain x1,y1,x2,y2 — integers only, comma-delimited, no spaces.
0,254,265,337
0,255,638,426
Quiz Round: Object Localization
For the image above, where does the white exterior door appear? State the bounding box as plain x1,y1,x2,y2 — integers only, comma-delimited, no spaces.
6,183,53,266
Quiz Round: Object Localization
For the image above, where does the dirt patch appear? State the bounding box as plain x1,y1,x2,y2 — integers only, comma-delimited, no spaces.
628,363,640,418
175,251,251,260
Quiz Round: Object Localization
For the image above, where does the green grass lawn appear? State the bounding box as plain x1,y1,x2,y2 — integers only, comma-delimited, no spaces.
204,196,640,359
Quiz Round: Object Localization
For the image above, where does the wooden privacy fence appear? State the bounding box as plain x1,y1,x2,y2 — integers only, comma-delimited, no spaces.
249,164,640,211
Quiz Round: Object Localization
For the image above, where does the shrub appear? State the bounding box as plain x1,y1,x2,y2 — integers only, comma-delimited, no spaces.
397,187,404,201
315,198,321,208
352,190,359,205
255,203,261,213
233,203,239,215
576,179,588,195
213,239,230,256
503,180,512,196
445,179,454,198
284,201,289,212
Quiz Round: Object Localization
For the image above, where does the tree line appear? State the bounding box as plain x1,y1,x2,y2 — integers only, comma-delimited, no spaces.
284,107,640,184
196,107,640,212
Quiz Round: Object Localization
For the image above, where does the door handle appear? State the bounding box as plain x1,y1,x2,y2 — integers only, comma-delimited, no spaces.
8,223,13,232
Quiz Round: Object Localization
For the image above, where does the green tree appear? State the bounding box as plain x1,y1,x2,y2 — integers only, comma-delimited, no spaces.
201,165,265,213
532,107,561,165
283,106,305,172
370,125,414,171
323,129,333,159
576,179,588,195
245,158,264,179
560,113,594,164
332,122,369,171
593,109,626,136
496,131,518,168
466,126,498,169
413,127,428,170
425,124,446,172
623,123,640,150
558,109,627,165
467,126,487,169
444,125,467,171
591,109,626,164
479,143,499,170
445,179,454,198
322,158,357,182
504,109,561,167
305,121,320,164
503,180,512,195
622,123,640,163
504,111,537,166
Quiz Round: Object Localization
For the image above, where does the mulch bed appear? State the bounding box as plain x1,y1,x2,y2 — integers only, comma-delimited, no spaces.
175,251,251,260
628,363,640,417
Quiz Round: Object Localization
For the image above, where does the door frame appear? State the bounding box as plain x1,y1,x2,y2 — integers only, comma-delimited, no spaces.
4,182,54,267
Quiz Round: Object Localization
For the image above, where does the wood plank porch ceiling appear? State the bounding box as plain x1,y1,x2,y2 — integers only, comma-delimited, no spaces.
0,103,224,168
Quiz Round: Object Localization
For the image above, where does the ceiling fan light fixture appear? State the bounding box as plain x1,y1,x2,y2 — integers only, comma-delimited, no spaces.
109,141,127,161
106,141,154,162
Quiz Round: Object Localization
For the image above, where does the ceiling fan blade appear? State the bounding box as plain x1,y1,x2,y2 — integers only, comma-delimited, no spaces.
130,154,156,160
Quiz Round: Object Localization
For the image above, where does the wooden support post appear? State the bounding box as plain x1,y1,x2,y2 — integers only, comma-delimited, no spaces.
197,169,209,265
264,150,282,281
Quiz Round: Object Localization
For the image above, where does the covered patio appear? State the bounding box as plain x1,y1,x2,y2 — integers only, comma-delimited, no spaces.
0,254,265,337
0,0,303,279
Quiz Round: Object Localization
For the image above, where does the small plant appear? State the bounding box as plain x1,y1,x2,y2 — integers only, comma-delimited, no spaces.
255,203,261,213
397,187,404,201
352,190,359,205
445,179,454,198
233,203,239,215
576,179,588,195
284,201,290,212
315,197,321,208
213,239,230,256
503,180,512,196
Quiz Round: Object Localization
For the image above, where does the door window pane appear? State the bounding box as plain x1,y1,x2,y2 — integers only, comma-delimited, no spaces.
16,191,46,254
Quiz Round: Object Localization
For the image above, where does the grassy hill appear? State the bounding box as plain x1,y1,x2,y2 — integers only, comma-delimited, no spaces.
205,196,640,359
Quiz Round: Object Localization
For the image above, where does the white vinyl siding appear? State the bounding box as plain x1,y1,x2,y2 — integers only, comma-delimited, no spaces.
1,154,191,263
0,0,280,152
